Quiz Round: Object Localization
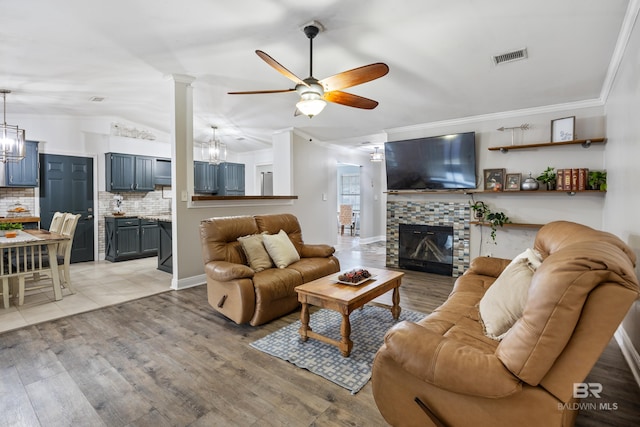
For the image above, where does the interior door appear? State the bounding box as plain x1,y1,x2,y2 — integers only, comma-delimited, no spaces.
39,154,95,263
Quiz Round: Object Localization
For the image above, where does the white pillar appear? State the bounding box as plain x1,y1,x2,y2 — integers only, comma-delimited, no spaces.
169,74,195,288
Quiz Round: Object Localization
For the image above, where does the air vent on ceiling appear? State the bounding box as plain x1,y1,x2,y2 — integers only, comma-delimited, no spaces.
89,96,105,102
493,48,528,66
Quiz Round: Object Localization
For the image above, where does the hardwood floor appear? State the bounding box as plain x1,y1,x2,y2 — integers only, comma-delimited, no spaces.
0,237,638,426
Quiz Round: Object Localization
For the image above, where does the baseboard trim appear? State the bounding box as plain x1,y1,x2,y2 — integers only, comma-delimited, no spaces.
614,325,640,389
172,274,206,290
359,235,386,245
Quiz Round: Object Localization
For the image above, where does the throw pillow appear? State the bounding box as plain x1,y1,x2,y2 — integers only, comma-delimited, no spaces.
479,248,543,340
238,233,273,272
262,229,300,269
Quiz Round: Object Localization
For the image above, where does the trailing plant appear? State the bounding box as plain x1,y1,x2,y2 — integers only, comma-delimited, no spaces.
588,170,607,191
469,200,511,243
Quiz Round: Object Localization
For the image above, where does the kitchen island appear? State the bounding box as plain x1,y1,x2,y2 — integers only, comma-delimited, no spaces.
139,214,172,273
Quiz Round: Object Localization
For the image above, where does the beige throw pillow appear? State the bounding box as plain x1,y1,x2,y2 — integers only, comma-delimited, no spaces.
238,233,273,272
263,229,300,269
479,248,543,340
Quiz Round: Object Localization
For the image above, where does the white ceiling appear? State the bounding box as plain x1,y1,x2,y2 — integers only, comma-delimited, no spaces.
1,0,631,152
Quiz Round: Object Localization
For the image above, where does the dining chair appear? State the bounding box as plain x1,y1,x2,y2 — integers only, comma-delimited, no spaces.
56,213,81,293
49,211,67,234
0,277,8,308
339,204,354,235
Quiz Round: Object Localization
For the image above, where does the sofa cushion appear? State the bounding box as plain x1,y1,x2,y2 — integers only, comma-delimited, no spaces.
479,249,542,340
263,229,301,268
238,233,273,272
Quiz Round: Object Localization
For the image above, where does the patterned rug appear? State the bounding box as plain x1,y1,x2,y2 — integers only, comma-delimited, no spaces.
250,305,425,394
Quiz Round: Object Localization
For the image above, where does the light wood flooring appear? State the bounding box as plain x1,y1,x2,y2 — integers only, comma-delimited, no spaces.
0,236,638,426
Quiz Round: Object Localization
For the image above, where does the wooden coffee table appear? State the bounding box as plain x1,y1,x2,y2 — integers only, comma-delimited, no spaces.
295,267,404,357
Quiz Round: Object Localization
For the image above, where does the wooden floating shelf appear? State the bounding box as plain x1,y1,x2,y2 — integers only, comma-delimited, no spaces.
471,221,543,229
488,138,606,152
476,190,605,195
191,195,298,201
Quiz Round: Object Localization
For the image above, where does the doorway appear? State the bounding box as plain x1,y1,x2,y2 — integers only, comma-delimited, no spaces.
39,154,95,263
337,164,361,236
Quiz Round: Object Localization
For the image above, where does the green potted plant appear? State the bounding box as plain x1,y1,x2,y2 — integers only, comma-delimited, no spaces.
469,201,489,220
588,170,607,191
536,167,556,190
469,200,511,243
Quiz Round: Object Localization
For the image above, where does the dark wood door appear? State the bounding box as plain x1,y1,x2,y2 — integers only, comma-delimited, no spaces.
39,154,95,263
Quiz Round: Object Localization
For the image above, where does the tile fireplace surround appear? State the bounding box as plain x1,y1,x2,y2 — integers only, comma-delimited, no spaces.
386,201,470,277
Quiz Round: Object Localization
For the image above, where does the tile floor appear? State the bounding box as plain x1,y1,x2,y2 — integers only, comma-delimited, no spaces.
0,257,172,334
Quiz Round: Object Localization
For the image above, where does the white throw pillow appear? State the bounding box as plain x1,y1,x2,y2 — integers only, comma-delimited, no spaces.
238,233,273,272
262,229,300,269
479,248,543,340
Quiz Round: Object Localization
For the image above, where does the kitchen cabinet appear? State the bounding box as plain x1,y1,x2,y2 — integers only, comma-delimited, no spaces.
105,153,155,192
4,140,39,187
105,216,158,262
154,158,171,186
194,161,219,194
217,162,245,196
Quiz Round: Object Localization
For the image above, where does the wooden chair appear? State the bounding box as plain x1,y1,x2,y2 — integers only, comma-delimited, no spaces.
339,204,354,235
56,213,81,293
49,211,67,234
0,276,9,308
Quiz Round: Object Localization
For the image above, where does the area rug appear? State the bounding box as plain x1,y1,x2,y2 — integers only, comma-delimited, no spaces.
250,305,425,394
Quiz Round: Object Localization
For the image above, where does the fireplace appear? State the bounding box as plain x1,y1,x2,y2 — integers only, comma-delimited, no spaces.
386,201,470,277
399,224,454,275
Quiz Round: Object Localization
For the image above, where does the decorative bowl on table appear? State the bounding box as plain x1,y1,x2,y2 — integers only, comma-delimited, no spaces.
5,231,17,238
336,268,375,286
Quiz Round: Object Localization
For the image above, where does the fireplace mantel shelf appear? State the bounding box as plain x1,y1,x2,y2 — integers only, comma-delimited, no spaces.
471,221,543,229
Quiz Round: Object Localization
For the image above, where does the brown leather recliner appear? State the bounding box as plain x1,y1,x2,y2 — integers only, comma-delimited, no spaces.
372,220,639,427
199,213,340,326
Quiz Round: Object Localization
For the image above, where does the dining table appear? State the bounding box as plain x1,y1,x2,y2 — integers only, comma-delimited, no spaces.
0,229,70,307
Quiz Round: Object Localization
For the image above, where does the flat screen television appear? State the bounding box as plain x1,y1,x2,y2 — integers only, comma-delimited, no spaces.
384,132,477,190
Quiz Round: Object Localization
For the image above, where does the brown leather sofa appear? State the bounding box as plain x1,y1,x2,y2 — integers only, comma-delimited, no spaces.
372,220,639,427
199,213,340,326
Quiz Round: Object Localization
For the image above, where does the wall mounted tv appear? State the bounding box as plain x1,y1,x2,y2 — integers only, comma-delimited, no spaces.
384,132,477,190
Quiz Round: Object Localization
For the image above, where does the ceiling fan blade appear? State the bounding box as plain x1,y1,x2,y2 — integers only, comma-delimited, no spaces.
256,50,308,87
324,91,379,109
319,63,389,92
228,88,295,95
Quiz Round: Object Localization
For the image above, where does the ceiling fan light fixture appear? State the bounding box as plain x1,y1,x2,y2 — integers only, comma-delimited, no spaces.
296,92,326,118
0,89,25,164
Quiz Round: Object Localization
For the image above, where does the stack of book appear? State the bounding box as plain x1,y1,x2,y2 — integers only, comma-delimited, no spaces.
556,168,589,191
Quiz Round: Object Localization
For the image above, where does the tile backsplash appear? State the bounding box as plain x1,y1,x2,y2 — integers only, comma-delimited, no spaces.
0,188,36,216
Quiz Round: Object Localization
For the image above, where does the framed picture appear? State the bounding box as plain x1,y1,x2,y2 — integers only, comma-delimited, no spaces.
505,173,521,191
551,116,575,142
483,168,505,191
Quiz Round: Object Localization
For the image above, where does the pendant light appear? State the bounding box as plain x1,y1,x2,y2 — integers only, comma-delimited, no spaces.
202,125,227,165
370,147,384,162
0,89,26,163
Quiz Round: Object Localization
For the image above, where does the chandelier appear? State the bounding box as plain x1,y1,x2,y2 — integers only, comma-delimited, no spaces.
202,125,227,165
0,89,26,163
370,147,384,162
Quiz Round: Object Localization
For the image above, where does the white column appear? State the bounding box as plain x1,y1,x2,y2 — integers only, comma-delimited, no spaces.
169,74,195,288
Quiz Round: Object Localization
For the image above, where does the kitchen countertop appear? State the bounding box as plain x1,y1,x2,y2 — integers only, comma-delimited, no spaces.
140,214,172,222
0,216,40,223
104,214,171,222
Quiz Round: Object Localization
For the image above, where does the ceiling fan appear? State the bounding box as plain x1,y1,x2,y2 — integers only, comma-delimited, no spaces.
228,21,389,118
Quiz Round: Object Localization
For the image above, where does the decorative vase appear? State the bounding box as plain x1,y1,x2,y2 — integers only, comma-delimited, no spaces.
521,173,539,191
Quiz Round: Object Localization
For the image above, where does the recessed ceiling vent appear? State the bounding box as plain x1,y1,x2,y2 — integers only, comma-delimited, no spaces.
493,48,528,66
89,96,105,102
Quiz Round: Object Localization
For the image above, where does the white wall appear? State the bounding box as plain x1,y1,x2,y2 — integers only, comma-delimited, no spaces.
602,8,640,365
